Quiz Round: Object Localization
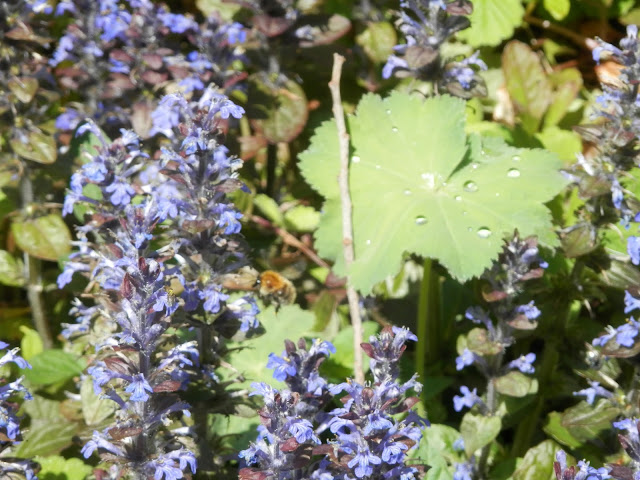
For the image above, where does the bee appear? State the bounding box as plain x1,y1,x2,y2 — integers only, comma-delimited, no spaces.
221,267,296,309
258,270,296,309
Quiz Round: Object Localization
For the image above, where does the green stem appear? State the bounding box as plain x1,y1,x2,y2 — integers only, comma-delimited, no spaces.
416,258,436,396
20,171,52,349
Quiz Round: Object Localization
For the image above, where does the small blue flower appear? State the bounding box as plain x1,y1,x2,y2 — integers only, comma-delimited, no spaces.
453,386,481,412
288,419,319,444
507,353,536,374
125,373,154,402
515,301,541,320
266,353,297,381
347,448,382,478
456,348,475,371
573,381,613,405
629,236,640,265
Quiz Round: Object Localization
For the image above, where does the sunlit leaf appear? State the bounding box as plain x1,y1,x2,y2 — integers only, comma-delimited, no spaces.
512,440,562,480
300,92,567,292
11,214,71,261
23,349,84,385
456,0,524,47
35,456,92,480
460,413,501,456
0,250,24,287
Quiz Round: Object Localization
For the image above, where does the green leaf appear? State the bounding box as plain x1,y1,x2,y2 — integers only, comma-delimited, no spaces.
494,371,538,397
544,68,583,128
195,0,241,20
14,421,77,458
502,41,552,133
543,0,571,20
535,127,582,163
225,304,315,389
283,205,320,232
300,92,567,292
81,376,116,426
34,455,92,480
460,413,501,456
248,76,308,143
356,21,397,64
0,249,25,287
410,424,463,466
456,0,524,47
543,412,583,449
254,193,284,225
19,326,43,361
512,440,561,480
10,130,56,164
23,395,64,421
8,77,38,103
467,328,502,355
23,350,84,385
559,399,621,442
11,214,71,261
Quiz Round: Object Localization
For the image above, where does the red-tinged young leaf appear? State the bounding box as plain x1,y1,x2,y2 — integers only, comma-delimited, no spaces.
104,356,132,375
108,426,144,440
298,14,351,48
141,53,164,69
141,70,168,85
291,444,313,468
280,437,300,452
252,14,294,36
239,468,270,480
481,288,508,302
153,380,182,393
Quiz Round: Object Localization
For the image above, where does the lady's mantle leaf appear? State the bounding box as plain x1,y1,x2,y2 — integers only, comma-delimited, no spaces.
299,92,567,293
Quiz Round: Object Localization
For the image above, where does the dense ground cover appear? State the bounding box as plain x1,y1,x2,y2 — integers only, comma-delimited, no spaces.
3,0,640,479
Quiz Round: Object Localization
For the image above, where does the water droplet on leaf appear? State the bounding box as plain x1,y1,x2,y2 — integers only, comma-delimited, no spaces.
512,155,521,162
375,164,381,170
415,216,427,225
507,168,520,178
403,189,412,196
352,155,361,163
366,239,372,245
391,126,398,133
477,227,492,238
455,195,462,201
385,109,391,115
471,163,478,170
463,181,478,192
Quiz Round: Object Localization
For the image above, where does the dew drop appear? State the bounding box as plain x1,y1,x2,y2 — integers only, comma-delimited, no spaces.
495,192,500,197
471,163,479,170
512,155,521,162
366,239,372,245
477,227,492,238
454,195,462,201
462,211,468,216
507,168,520,178
463,181,478,192
352,155,361,163
403,189,412,196
375,164,381,170
467,226,472,232
480,150,487,156
415,216,427,225
385,109,391,115
391,126,399,133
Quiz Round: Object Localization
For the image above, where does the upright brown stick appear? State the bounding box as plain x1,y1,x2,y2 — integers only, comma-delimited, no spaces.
328,53,364,384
